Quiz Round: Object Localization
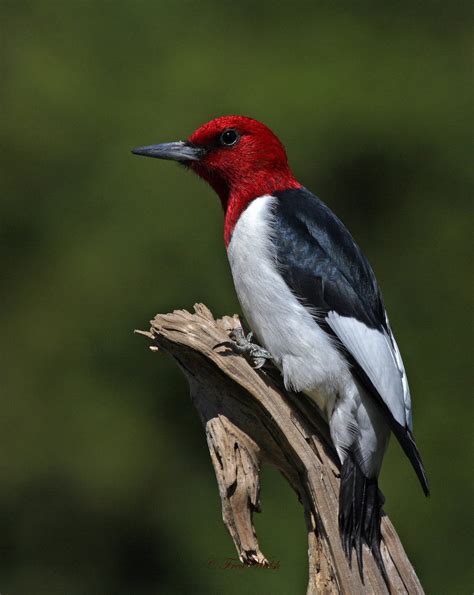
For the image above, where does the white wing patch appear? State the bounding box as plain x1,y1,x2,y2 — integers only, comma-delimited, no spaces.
326,311,411,429
385,320,413,430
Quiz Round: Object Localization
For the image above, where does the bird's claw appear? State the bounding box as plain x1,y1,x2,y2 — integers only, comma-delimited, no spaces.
228,327,273,369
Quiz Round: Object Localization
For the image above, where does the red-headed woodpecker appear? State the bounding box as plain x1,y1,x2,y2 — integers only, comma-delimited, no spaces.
132,116,428,581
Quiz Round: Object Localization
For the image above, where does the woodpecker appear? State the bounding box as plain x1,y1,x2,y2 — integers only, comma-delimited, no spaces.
132,116,428,580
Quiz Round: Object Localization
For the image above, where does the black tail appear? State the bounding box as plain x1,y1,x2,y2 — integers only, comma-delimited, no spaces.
339,453,388,585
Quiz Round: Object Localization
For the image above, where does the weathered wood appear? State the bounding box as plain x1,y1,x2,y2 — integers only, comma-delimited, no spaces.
137,303,424,594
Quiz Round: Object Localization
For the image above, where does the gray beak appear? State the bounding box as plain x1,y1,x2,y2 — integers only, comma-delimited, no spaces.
131,141,204,162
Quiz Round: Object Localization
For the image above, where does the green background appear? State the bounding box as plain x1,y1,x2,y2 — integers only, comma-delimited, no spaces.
2,1,472,594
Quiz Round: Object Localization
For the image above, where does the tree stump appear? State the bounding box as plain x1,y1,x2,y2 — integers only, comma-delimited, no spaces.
137,303,424,595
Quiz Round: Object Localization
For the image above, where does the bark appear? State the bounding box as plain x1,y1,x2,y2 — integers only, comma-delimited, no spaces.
137,303,424,594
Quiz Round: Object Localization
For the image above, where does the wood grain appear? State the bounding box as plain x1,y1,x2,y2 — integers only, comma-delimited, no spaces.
137,304,424,594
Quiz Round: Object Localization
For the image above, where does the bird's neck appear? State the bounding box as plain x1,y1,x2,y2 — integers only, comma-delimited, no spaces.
222,170,301,246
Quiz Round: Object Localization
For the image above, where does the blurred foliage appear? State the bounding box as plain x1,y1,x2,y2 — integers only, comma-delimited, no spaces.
1,1,472,594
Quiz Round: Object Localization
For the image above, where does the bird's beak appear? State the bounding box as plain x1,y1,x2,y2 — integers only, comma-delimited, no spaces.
131,141,205,162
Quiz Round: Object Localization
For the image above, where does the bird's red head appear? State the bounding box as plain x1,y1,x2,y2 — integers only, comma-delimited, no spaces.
132,116,301,245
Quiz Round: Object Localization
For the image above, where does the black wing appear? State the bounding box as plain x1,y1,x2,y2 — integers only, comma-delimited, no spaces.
272,188,428,494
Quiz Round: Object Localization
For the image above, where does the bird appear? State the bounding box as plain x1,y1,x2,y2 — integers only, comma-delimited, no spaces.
132,116,428,581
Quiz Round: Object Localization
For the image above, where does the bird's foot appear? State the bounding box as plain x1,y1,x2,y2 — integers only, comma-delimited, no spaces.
227,327,273,369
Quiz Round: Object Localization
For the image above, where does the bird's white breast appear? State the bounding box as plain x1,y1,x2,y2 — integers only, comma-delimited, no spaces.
227,194,351,416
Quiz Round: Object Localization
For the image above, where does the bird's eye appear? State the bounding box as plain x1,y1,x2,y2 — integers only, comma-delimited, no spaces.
220,129,239,146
